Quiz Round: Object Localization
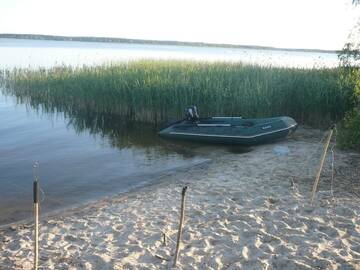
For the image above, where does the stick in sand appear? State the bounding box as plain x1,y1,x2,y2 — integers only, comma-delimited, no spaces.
163,233,167,246
33,162,40,270
311,125,335,203
173,186,188,267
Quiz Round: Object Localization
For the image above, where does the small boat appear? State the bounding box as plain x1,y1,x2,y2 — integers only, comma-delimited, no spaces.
158,107,297,145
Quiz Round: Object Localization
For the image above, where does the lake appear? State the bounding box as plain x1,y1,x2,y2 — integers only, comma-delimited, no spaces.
0,38,337,225
0,38,339,69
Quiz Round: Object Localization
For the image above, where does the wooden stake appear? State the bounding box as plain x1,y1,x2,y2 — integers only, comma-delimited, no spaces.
163,233,167,246
33,164,40,270
311,125,335,203
173,186,187,267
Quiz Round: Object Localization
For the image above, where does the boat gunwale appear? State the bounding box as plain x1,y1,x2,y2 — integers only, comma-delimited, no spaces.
168,123,297,139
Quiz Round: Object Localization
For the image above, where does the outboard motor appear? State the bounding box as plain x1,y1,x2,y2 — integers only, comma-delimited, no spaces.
185,106,199,122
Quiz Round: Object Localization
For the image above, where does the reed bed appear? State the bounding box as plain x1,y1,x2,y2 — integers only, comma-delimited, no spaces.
1,60,352,126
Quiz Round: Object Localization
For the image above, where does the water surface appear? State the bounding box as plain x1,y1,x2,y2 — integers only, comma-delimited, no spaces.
0,38,339,69
0,91,214,224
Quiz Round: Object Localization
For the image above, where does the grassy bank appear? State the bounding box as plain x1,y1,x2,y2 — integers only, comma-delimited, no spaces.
1,60,353,126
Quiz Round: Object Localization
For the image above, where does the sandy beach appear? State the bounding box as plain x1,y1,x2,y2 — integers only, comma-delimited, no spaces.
0,127,359,269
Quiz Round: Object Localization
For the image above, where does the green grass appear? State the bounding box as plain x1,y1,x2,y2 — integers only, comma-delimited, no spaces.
1,60,353,127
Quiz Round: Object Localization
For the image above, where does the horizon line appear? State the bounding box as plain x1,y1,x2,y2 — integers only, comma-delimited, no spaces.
0,33,339,53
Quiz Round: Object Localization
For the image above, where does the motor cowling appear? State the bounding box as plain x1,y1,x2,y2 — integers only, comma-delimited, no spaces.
185,106,199,122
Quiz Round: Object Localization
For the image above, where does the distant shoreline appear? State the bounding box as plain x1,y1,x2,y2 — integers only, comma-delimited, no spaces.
0,33,338,54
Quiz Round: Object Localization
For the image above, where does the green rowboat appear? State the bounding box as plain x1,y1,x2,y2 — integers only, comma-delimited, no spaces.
158,116,297,145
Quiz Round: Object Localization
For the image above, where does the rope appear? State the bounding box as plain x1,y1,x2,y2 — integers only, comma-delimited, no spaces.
311,126,335,203
330,126,337,200
2,160,71,223
298,128,330,181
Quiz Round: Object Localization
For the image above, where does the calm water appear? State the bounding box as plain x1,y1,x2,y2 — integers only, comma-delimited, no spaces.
0,39,334,224
0,91,223,224
0,38,339,69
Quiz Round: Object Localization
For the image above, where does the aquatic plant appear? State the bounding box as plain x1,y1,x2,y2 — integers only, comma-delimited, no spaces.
2,60,352,127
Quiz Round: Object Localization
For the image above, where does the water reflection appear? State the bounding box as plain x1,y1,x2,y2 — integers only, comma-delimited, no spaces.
0,90,208,225
66,109,198,158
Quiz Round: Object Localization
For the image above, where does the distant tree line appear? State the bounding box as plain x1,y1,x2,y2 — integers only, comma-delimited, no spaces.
0,33,337,53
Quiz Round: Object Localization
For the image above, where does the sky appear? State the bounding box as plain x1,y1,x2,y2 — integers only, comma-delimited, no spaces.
0,0,359,50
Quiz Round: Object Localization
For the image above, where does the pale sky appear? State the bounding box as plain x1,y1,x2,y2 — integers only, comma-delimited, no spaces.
0,0,359,50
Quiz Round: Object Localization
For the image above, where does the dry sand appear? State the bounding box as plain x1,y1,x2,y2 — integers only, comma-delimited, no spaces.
0,127,359,270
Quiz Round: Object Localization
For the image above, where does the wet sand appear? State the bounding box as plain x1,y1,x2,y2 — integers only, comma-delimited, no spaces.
0,127,359,269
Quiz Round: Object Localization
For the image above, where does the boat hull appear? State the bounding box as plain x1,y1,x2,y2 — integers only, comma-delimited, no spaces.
158,116,297,145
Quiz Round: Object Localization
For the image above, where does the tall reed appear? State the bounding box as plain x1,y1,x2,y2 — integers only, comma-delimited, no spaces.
1,60,352,127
